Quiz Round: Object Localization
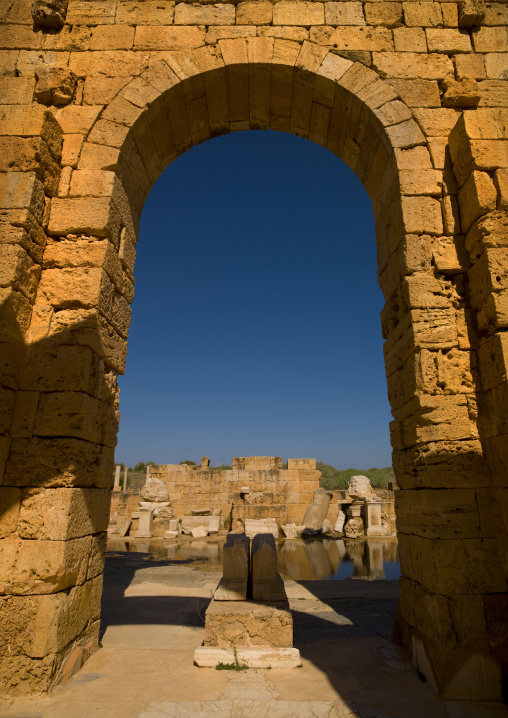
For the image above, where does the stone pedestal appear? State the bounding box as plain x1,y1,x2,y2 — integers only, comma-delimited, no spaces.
135,508,154,538
364,498,385,536
203,598,293,649
347,501,363,519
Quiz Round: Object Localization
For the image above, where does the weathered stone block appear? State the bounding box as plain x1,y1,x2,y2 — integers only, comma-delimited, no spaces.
17,487,110,540
250,533,286,602
204,597,293,648
32,0,68,28
34,68,77,107
214,532,249,600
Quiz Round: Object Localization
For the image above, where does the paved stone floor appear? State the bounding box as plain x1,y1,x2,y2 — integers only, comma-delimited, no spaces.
1,551,507,718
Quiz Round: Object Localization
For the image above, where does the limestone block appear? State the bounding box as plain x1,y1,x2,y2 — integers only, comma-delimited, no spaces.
175,3,234,25
287,458,316,470
441,3,458,27
66,1,116,25
191,525,208,537
36,267,114,316
399,169,441,196
2,535,96,595
0,487,22,538
33,390,116,446
140,477,169,503
163,530,178,538
181,515,220,532
311,26,393,51
273,1,324,26
441,78,481,108
458,0,485,27
325,3,365,25
401,196,443,235
30,575,103,657
425,28,472,53
398,533,507,595
334,510,346,532
250,533,286,602
32,0,68,28
204,597,293,648
413,108,460,137
194,646,301,669
116,1,175,25
281,523,298,538
214,533,250,600
0,173,45,223
134,25,206,51
458,171,497,232
396,488,481,539
135,508,153,538
403,1,443,26
373,52,453,79
365,2,403,28
472,26,508,53
17,487,110,540
386,79,440,108
0,77,35,105
47,197,120,240
89,25,135,51
236,1,271,24
455,53,486,80
393,27,427,52
244,517,279,538
34,68,77,107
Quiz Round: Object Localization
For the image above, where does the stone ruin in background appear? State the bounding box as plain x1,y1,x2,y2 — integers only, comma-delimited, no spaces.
109,457,395,541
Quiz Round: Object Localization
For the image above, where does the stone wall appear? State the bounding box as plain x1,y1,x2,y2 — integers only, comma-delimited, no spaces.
0,0,507,700
148,457,321,525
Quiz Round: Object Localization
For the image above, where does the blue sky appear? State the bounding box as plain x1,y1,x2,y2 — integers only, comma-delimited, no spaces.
115,130,393,470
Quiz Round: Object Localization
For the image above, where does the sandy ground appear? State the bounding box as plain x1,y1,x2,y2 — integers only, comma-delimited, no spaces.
1,550,507,718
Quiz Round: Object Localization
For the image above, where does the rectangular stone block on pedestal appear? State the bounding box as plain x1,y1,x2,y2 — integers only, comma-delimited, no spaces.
214,533,250,600
250,533,287,602
244,518,278,538
365,498,385,536
135,508,153,538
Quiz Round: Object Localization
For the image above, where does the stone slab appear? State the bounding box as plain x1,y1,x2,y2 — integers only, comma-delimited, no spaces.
244,518,279,538
194,646,302,669
181,515,220,534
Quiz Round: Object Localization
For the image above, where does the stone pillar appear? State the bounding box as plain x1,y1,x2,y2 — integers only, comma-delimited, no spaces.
250,533,286,602
364,498,384,536
214,533,250,600
135,508,154,538
123,467,128,493
113,464,121,490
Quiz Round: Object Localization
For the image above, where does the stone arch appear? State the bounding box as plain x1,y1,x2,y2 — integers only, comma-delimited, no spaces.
1,37,506,701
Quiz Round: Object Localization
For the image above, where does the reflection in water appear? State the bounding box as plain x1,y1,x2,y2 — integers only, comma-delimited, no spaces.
106,536,400,581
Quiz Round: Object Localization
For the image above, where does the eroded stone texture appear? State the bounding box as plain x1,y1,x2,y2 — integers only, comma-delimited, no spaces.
32,0,68,28
1,0,507,700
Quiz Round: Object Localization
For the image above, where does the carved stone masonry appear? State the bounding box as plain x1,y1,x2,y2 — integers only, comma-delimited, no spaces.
32,0,68,28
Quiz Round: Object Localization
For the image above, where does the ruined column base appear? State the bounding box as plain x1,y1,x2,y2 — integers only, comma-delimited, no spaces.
194,646,302,669
203,598,293,649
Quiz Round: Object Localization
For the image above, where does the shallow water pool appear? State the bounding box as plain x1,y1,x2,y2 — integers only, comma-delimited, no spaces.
106,536,400,581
